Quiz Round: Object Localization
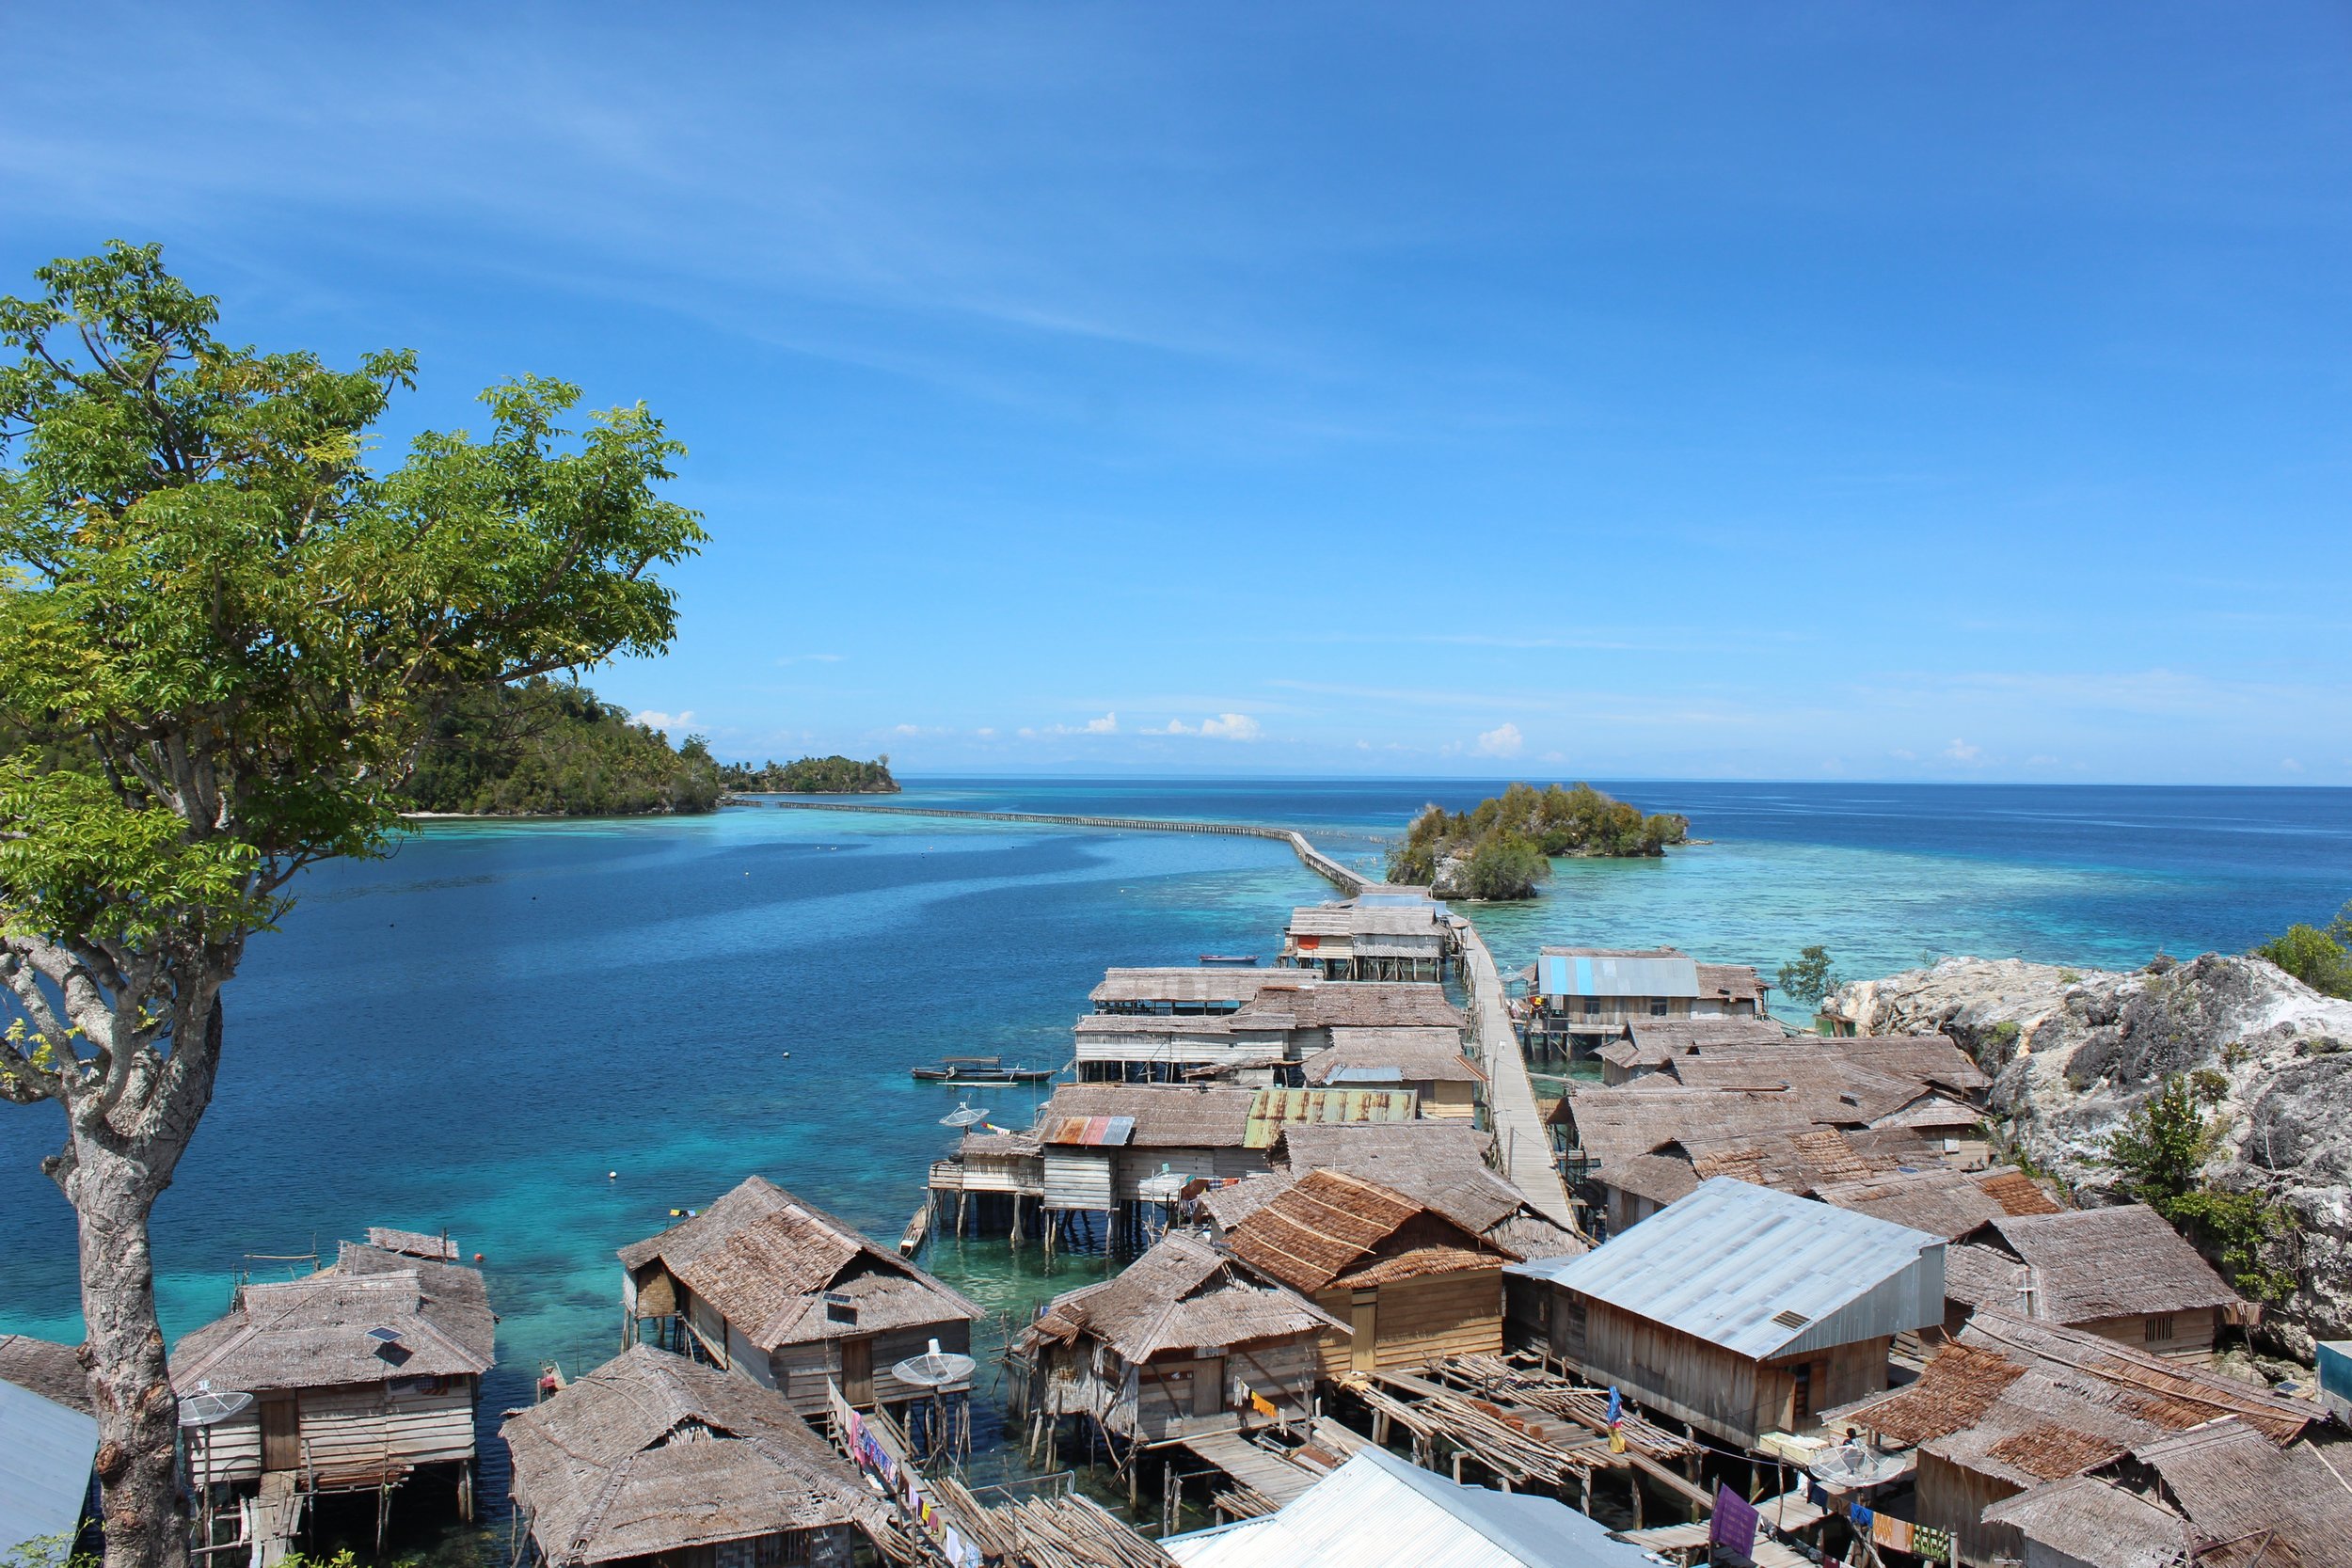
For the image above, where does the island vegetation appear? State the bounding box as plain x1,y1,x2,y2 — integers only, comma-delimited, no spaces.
404,678,723,816
0,242,701,1568
2253,901,2351,999
720,753,900,794
1386,781,1690,899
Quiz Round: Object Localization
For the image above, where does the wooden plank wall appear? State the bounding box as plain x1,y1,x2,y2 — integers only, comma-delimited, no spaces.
1311,1270,1503,1379
193,1381,476,1482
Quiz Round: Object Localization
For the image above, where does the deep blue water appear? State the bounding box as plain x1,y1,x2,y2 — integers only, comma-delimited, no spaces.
0,778,2344,1494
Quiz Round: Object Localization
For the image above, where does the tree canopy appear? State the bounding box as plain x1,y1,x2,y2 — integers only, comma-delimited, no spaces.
720,752,898,794
2252,901,2351,999
405,677,722,816
0,241,704,1568
1386,781,1688,896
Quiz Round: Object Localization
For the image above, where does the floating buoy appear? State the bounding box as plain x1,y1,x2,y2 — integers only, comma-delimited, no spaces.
781,1051,792,1059
473,1252,485,1262
608,1170,618,1180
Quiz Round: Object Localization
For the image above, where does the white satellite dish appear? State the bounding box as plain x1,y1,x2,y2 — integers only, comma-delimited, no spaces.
179,1390,255,1429
891,1338,976,1390
938,1102,992,1129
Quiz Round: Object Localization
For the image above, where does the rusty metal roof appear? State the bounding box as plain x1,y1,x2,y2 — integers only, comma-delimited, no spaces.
1242,1087,1418,1149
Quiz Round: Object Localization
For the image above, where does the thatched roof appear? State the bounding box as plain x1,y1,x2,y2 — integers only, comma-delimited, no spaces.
1233,981,1464,1032
172,1240,495,1392
1599,1125,1937,1210
1216,1124,1583,1262
1287,905,1447,939
1550,1084,1836,1162
1022,1232,1342,1363
1613,1015,1789,1065
1975,1169,2064,1217
1825,1310,2314,1493
1302,1034,1484,1086
1815,1167,2056,1240
616,1178,980,1351
1090,969,1283,1007
367,1226,459,1260
502,1344,889,1566
1984,1418,2352,1568
1958,1205,2241,1322
0,1334,88,1414
1693,963,1768,1006
1225,1169,1506,1292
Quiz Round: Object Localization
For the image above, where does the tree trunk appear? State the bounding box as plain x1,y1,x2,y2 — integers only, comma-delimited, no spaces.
69,1139,188,1568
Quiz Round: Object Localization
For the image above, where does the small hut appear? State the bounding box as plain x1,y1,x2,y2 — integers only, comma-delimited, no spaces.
1013,1231,1342,1445
1940,1205,2247,1359
502,1344,897,1568
1301,1028,1484,1117
168,1232,494,1516
619,1176,982,1419
1505,1177,1945,1449
1221,1168,1519,1378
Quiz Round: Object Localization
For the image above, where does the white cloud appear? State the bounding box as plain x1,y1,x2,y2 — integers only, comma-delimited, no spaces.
975,727,996,738
1157,713,1263,740
2281,757,2304,773
1022,712,1119,737
891,723,922,736
631,708,694,730
1890,748,1917,761
1943,738,1983,764
774,653,846,666
1474,722,1524,758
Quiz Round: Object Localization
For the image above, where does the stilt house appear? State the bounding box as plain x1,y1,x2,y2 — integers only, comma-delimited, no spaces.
1221,1168,1521,1377
1013,1231,1342,1443
1824,1310,2316,1565
1938,1205,2247,1359
503,1344,896,1568
167,1230,495,1513
1300,1028,1483,1117
1278,891,1455,981
1525,948,1768,1060
1505,1178,1945,1449
619,1176,983,1419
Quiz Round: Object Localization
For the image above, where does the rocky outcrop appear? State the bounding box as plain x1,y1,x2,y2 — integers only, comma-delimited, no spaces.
1823,953,2352,1355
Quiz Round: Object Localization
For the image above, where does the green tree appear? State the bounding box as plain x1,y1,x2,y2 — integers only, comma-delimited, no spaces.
1776,945,1839,1006
2104,1073,2295,1303
2252,902,2352,999
1461,832,1549,900
0,244,703,1568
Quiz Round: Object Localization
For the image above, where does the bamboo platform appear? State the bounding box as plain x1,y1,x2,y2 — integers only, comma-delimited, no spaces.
1176,1429,1323,1516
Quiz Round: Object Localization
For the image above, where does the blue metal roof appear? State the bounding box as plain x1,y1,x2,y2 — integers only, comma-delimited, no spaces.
0,1378,96,1551
1507,1176,1946,1360
1536,954,1698,1001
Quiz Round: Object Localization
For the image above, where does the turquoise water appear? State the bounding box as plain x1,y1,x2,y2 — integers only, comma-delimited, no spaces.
0,779,2345,1513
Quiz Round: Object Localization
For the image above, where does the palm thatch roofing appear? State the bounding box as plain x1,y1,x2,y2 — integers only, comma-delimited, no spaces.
1213,1122,1584,1262
1021,1231,1343,1363
0,1334,88,1414
1613,1015,1789,1064
1825,1310,2314,1494
1983,1418,2352,1568
1302,1034,1484,1086
1814,1167,2061,1240
1224,1169,1508,1293
502,1344,893,1567
616,1177,981,1351
1090,969,1284,1007
1693,963,1768,1006
1287,905,1447,939
1956,1205,2242,1322
1598,1126,1937,1211
1231,981,1464,1032
367,1226,460,1261
172,1238,495,1392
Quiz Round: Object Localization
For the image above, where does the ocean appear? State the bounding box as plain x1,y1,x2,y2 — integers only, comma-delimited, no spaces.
1,778,2345,1538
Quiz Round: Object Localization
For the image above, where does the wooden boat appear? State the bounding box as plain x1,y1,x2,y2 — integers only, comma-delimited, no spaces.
1197,954,1261,967
910,1054,1056,1085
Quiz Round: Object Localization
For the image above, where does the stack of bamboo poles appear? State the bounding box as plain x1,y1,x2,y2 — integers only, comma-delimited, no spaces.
930,1481,1176,1568
1431,1354,1701,1462
1351,1375,1598,1487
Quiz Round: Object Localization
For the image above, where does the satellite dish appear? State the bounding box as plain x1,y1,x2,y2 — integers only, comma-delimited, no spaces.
890,1338,976,1390
179,1390,255,1429
1809,1441,1907,1489
939,1102,992,1129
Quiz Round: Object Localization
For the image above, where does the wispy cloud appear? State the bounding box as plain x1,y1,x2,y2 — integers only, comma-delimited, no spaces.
1159,713,1263,740
1018,712,1119,737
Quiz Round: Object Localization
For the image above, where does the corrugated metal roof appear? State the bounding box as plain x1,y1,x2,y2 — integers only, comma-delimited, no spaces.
1242,1088,1418,1150
1043,1116,1135,1147
1537,954,1699,1000
1507,1176,1945,1359
0,1377,96,1551
1164,1443,1654,1568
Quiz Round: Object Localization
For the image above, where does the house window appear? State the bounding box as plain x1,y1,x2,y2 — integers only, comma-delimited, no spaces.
1582,998,1601,1018
2144,1314,2176,1343
1649,1000,1668,1017
1792,1362,1815,1423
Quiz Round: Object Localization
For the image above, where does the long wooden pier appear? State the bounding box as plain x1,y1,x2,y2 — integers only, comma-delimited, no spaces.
765,800,1375,895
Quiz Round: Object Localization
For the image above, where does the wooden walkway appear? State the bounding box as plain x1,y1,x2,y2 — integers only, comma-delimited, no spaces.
764,801,1373,895
1455,922,1579,1229
1179,1429,1323,1513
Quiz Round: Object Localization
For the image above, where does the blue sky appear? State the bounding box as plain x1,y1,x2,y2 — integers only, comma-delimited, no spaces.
4,5,2348,782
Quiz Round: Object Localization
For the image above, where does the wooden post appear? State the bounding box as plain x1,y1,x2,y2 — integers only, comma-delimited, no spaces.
1630,1470,1644,1530
1010,1195,1024,1251
1580,1468,1592,1515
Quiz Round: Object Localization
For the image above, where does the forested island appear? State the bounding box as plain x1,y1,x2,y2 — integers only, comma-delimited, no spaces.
721,754,900,793
1387,781,1689,899
405,678,723,816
